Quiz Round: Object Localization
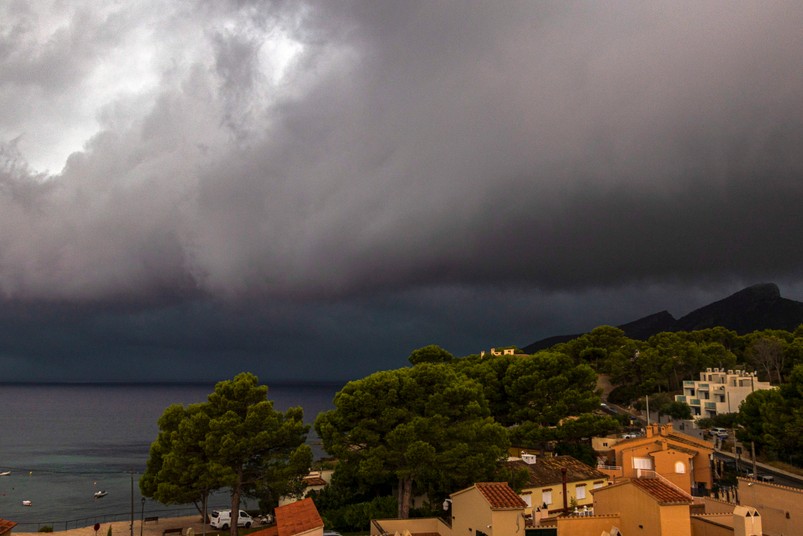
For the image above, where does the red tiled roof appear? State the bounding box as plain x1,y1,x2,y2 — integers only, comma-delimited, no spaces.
249,526,279,536
631,478,693,504
0,519,17,536
276,498,324,536
475,482,528,509
506,455,609,488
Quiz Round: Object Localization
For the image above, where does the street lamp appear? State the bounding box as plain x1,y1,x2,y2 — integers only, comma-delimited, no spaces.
141,498,146,536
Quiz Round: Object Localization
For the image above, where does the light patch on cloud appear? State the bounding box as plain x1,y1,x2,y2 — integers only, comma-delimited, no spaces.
0,2,802,381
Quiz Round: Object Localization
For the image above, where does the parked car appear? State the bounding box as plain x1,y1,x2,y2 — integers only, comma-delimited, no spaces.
210,510,253,529
711,427,729,438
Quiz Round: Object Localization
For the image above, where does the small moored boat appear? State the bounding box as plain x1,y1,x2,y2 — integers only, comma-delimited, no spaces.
94,490,108,499
0,471,10,476
22,500,32,506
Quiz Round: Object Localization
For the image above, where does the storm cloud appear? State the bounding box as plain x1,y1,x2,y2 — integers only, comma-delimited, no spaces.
1,1,802,381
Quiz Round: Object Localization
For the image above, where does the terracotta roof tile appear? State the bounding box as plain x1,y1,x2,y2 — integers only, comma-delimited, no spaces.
631,478,693,504
475,482,528,509
249,526,280,536
506,455,609,488
276,498,324,536
0,519,17,536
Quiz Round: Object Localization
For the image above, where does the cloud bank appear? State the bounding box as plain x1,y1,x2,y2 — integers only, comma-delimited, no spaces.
1,1,802,381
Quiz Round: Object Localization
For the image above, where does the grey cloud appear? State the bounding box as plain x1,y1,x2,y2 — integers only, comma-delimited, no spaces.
1,2,803,381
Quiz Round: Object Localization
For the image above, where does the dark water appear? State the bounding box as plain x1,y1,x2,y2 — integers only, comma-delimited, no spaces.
0,382,342,530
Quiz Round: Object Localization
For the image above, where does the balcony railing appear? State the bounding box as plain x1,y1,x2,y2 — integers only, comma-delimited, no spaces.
597,465,622,472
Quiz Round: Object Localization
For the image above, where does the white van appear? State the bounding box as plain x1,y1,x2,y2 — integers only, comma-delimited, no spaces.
210,510,253,529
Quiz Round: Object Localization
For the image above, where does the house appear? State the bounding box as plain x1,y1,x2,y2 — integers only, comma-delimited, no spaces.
596,423,714,495
279,470,333,506
481,347,519,357
0,519,16,536
675,368,773,419
590,475,695,536
372,482,527,536
251,497,324,536
732,476,803,536
372,477,765,536
690,501,764,536
504,454,609,520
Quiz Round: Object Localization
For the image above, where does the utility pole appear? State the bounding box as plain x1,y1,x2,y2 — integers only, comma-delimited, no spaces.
646,395,650,426
130,472,135,536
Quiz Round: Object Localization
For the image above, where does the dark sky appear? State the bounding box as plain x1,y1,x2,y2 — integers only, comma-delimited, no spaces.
1,1,802,382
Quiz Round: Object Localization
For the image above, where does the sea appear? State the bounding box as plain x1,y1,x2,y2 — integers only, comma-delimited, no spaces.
0,382,344,532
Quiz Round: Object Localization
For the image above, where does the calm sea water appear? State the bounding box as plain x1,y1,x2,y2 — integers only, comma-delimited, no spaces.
0,382,342,531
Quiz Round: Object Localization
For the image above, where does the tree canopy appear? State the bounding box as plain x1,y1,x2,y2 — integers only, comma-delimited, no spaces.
140,402,224,518
315,364,508,519
141,373,312,536
407,344,455,365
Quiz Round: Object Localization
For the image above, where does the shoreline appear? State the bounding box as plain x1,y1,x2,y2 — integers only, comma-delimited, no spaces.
13,515,213,536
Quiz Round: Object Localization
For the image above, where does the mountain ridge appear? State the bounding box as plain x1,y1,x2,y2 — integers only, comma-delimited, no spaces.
522,283,803,353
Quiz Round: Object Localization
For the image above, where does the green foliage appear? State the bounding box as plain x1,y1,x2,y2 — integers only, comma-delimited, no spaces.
313,493,397,532
664,401,693,420
736,365,803,465
141,373,311,534
696,413,738,430
106,526,112,536
607,384,641,405
504,353,600,425
204,373,312,531
140,402,224,515
38,527,53,533
555,442,597,467
315,364,509,519
408,344,455,365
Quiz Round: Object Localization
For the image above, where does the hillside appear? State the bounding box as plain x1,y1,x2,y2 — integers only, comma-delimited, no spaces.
523,283,803,353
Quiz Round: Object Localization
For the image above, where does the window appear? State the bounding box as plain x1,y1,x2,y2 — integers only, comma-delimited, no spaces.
576,485,586,500
593,481,605,489
675,461,686,474
633,457,653,470
521,493,532,507
542,489,552,505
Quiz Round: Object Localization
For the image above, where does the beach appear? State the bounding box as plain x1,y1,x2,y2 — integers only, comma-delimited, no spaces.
14,515,214,536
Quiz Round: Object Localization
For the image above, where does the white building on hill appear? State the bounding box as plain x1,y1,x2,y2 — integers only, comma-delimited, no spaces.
675,368,773,419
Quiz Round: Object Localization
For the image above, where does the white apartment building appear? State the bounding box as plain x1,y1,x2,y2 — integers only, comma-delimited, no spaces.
675,368,773,419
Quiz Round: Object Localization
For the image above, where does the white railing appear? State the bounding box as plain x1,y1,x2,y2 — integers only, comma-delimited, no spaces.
597,465,622,472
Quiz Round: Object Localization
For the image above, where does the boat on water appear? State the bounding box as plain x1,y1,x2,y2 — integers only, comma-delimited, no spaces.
0,471,10,476
94,490,108,499
22,500,32,506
